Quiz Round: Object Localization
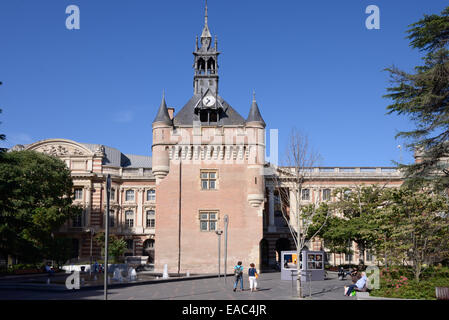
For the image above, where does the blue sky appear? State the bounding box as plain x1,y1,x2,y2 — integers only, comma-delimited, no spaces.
0,0,448,166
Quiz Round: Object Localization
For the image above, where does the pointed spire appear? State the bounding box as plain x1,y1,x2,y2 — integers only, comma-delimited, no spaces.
246,90,266,127
153,91,172,125
201,0,212,39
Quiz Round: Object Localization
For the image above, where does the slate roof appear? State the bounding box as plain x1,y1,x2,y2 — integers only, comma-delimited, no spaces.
246,98,266,127
81,143,152,168
152,95,172,125
173,94,246,126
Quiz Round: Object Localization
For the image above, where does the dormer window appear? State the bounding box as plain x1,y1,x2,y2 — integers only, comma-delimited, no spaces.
199,109,219,124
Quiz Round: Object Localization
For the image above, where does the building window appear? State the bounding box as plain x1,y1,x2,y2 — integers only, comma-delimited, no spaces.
201,170,217,190
366,250,373,262
301,189,310,201
125,210,134,228
74,188,83,200
147,189,156,201
125,239,134,254
110,188,115,201
109,210,115,227
72,211,83,227
323,189,331,201
146,210,155,228
199,212,218,231
345,252,353,262
125,190,135,201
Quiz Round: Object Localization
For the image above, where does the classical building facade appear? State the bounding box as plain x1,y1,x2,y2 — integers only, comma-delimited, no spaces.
11,3,403,272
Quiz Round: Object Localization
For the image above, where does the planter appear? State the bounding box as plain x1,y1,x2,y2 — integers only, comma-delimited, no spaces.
14,269,41,275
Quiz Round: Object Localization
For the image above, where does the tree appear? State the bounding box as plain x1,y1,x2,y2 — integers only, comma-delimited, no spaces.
0,150,80,264
0,109,6,154
377,187,449,281
94,232,127,263
307,203,353,266
384,6,449,189
329,185,387,266
271,128,328,298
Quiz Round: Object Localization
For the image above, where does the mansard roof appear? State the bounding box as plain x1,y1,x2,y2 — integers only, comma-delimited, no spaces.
173,94,246,126
81,143,152,168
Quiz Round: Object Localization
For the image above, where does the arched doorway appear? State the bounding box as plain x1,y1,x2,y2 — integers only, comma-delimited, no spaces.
143,239,155,264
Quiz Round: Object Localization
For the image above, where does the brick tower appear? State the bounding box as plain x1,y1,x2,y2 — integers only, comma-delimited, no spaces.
152,1,266,274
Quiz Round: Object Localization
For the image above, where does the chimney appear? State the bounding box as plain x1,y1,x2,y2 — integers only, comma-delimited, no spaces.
167,107,175,120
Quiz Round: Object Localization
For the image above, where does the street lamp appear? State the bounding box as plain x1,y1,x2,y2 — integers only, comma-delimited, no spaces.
85,228,95,275
223,215,229,283
215,230,223,278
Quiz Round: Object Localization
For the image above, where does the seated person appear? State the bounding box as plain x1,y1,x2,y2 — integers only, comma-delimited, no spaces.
45,263,55,276
345,272,367,296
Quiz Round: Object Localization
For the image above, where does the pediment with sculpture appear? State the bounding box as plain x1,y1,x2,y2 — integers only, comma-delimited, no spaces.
24,139,95,158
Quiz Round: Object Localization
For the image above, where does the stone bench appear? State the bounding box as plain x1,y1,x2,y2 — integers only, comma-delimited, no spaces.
436,287,449,300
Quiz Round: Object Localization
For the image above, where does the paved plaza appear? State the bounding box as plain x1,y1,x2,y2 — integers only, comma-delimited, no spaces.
0,271,357,300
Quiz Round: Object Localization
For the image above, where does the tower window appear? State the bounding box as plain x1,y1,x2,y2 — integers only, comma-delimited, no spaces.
200,110,208,123
209,111,218,123
199,212,218,231
201,170,218,190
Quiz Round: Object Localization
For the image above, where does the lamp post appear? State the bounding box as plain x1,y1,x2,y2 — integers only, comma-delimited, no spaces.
215,230,223,278
85,229,95,276
104,174,111,301
223,215,228,283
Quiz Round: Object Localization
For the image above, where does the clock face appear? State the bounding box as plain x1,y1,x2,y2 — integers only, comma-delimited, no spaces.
203,95,216,107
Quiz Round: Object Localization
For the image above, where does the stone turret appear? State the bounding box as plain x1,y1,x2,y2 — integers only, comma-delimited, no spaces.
152,93,172,181
246,92,266,207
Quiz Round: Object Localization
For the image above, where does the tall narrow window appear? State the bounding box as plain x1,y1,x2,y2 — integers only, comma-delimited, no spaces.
109,210,115,227
110,188,115,201
74,188,83,200
146,210,155,228
125,190,135,201
301,189,310,201
201,170,217,190
199,212,218,231
72,211,83,227
125,210,134,228
147,189,156,201
322,189,331,201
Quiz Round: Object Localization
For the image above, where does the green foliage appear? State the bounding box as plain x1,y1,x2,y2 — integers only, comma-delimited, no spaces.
371,266,449,300
0,150,80,264
95,232,127,263
308,185,385,264
44,237,73,267
377,187,449,281
384,6,449,189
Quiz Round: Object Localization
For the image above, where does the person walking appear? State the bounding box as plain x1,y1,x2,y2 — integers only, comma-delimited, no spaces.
248,263,258,292
233,261,244,292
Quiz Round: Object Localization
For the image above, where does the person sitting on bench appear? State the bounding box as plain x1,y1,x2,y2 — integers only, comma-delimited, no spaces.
345,272,367,296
